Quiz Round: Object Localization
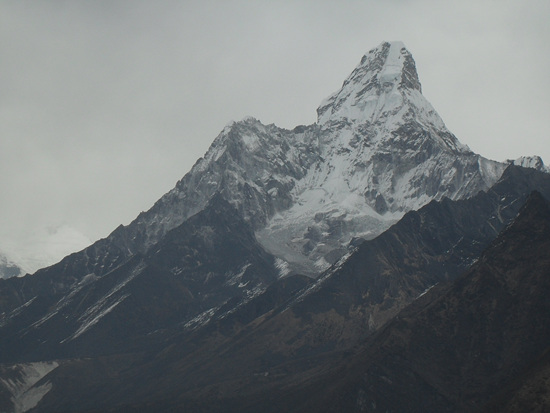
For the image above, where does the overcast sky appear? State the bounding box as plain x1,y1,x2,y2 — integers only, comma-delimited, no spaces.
1,0,549,272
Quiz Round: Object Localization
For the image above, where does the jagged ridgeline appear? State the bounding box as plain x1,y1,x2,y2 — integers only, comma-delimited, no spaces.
107,41,504,276
1,41,549,413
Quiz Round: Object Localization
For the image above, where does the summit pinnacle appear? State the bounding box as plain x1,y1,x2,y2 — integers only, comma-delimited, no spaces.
317,41,422,125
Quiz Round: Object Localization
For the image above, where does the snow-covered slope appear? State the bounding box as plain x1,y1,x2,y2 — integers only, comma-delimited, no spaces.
110,41,506,276
0,361,58,413
0,252,23,279
509,155,550,173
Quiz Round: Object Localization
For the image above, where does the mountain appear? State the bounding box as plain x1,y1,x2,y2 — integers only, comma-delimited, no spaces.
509,155,550,173
0,253,22,279
0,41,549,412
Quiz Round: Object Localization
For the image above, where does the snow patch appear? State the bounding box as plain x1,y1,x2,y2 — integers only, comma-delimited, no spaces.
68,294,129,341
184,307,219,330
225,263,252,286
0,297,37,328
417,283,438,299
0,361,59,413
241,133,260,151
29,274,99,331
62,263,144,342
274,258,290,278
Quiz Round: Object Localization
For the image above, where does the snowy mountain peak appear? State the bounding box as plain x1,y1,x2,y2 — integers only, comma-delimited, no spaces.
109,41,506,276
509,156,549,173
317,41,422,125
0,252,23,279
371,41,420,93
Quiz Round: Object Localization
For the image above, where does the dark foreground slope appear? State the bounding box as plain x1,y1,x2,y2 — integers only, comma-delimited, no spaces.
481,348,550,413
292,191,550,412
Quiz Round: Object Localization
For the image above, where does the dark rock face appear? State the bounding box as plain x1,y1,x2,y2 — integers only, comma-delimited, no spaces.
481,349,550,413
0,220,146,317
0,196,279,364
